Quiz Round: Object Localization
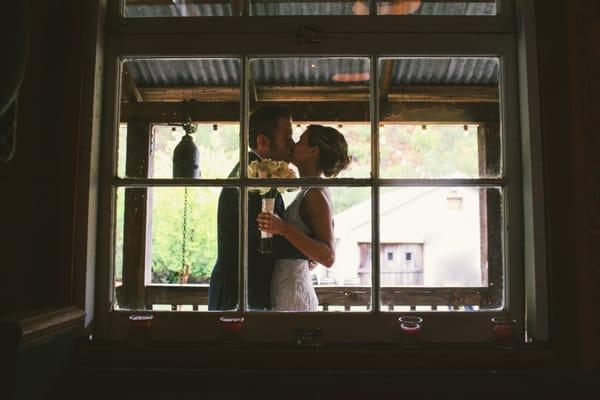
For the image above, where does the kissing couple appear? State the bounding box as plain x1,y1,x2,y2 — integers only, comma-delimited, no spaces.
208,105,351,311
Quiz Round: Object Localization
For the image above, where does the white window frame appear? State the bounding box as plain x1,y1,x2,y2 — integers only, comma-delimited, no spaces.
94,0,549,345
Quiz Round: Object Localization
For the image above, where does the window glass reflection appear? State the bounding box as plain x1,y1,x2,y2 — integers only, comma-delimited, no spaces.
118,58,240,179
378,57,501,179
379,187,503,311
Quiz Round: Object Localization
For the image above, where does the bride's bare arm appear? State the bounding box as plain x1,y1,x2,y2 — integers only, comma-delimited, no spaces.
257,188,335,267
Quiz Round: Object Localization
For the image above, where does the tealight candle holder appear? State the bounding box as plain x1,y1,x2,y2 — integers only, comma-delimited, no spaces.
219,316,245,343
398,316,423,349
128,314,153,345
491,316,516,350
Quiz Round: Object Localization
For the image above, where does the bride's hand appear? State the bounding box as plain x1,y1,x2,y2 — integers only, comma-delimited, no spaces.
257,212,287,236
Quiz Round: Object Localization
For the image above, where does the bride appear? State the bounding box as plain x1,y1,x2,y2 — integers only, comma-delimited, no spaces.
257,124,351,311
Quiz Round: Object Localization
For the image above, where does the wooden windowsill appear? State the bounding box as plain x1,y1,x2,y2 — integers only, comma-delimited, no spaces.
0,306,85,348
77,340,553,371
70,341,600,397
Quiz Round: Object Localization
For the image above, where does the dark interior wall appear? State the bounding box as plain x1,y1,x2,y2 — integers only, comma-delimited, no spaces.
0,0,598,370
0,0,89,314
534,0,600,370
565,0,600,369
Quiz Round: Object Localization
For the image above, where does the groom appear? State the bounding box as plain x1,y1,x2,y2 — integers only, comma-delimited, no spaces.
208,105,294,311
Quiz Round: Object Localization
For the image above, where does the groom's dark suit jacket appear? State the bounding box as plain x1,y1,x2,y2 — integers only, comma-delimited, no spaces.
208,152,285,310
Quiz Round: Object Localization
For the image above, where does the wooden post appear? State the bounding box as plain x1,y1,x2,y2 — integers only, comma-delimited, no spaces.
478,122,502,307
121,122,153,309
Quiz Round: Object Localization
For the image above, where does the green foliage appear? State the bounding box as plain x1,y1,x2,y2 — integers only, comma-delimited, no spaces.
379,125,478,178
147,124,238,283
151,188,220,283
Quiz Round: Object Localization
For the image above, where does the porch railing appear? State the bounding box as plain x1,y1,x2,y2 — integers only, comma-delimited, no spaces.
116,284,485,311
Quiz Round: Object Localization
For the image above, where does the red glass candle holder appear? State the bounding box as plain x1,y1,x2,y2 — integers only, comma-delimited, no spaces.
128,314,153,345
398,316,423,349
219,316,245,343
491,316,516,350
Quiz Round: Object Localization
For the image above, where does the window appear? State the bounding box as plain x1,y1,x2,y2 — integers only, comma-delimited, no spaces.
122,0,499,17
97,0,542,344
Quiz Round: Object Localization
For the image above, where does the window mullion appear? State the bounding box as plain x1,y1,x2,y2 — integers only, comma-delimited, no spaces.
240,55,249,312
370,55,381,313
368,0,377,16
500,36,525,341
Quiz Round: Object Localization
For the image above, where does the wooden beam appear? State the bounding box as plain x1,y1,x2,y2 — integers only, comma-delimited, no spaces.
121,101,241,123
381,101,499,123
121,64,143,103
134,85,497,103
388,85,498,103
121,101,498,123
257,85,369,102
139,86,240,102
122,101,368,123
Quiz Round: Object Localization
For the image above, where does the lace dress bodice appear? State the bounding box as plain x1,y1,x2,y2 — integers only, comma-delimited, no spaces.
271,188,327,311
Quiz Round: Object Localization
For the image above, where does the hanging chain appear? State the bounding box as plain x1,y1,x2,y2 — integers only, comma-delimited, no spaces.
181,187,189,271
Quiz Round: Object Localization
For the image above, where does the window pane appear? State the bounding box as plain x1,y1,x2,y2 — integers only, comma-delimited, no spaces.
249,187,372,312
376,0,497,16
291,123,370,178
123,0,498,17
151,124,239,179
113,188,126,302
250,0,363,16
118,58,240,179
249,57,371,178
114,186,238,311
378,57,501,179
123,0,239,17
378,187,503,311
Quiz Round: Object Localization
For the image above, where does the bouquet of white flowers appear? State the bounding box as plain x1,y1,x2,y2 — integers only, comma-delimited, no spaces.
247,159,297,197
248,159,298,254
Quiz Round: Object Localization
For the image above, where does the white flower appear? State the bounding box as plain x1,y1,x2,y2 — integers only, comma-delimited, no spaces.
248,159,298,196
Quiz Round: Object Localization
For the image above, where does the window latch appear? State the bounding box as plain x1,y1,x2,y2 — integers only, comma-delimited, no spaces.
296,25,324,44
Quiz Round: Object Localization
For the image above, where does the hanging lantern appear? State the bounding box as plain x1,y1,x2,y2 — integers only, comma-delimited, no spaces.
173,116,200,178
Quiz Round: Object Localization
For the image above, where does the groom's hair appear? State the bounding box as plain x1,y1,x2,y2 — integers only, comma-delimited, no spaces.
249,105,291,149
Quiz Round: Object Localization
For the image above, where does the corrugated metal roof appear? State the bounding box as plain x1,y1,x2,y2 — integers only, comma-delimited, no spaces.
251,1,356,16
124,1,496,17
126,57,498,87
124,3,232,17
391,58,499,85
126,59,241,86
413,2,496,15
251,58,371,85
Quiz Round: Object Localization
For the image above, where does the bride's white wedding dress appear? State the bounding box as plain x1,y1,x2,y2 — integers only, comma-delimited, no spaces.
271,188,326,311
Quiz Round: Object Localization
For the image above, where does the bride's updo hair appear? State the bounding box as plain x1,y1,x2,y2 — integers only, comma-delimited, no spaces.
306,125,351,177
